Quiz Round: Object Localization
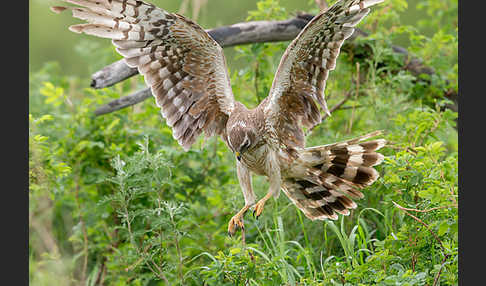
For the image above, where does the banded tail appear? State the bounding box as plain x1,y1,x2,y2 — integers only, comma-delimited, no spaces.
282,131,386,220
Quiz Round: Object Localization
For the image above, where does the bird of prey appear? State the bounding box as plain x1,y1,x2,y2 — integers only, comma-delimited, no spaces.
52,0,386,236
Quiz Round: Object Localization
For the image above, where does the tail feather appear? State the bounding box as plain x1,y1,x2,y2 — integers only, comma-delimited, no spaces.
282,131,386,221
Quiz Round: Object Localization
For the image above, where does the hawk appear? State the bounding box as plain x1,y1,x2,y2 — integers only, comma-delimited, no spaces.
52,0,386,236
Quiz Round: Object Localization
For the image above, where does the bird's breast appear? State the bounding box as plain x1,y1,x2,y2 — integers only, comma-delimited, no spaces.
240,143,269,176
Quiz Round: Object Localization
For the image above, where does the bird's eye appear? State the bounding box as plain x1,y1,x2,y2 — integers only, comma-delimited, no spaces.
240,140,251,152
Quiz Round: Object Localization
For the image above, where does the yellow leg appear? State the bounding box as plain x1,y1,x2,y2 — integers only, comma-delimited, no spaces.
227,204,252,237
253,192,273,219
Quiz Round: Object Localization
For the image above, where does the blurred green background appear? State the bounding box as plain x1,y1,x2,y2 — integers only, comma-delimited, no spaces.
30,0,428,79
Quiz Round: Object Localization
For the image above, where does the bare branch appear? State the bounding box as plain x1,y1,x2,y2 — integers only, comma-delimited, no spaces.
89,13,456,116
392,201,446,253
94,88,152,116
433,255,449,286
89,14,431,90
393,204,457,213
393,200,452,286
91,15,365,116
90,14,315,89
91,60,138,89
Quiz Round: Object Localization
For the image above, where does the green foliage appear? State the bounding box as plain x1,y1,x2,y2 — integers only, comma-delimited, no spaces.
29,0,457,285
231,0,289,108
247,0,288,21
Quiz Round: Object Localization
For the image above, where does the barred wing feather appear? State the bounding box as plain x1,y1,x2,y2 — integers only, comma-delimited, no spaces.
52,0,235,150
262,0,384,150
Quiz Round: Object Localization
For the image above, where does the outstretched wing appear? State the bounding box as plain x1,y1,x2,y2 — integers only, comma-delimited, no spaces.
52,0,235,150
261,0,383,150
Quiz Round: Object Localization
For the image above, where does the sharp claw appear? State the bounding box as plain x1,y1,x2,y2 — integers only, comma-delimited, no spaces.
228,214,245,238
254,204,262,219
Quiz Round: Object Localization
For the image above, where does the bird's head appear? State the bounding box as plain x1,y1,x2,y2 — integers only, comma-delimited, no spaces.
227,122,256,161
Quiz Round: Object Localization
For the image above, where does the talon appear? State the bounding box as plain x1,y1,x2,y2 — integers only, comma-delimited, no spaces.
253,197,269,219
227,213,245,237
253,209,260,220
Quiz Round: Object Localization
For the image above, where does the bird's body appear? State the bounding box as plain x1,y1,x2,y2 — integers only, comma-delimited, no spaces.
52,0,386,236
226,103,268,175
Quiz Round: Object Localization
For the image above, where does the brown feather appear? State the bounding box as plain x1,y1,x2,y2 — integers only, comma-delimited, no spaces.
260,0,384,151
56,0,386,225
56,0,235,151
282,131,385,221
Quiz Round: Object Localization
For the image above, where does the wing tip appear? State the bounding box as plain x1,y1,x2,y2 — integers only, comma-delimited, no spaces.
68,24,84,33
50,6,68,14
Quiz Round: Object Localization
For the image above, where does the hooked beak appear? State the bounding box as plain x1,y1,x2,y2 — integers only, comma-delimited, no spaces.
235,151,241,161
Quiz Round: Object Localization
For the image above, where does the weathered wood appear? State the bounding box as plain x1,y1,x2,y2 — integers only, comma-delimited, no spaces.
90,14,314,89
94,88,152,116
91,13,456,116
91,14,364,116
90,13,433,89
91,60,138,89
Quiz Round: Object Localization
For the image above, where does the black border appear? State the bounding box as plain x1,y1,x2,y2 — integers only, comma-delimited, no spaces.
458,0,483,285
23,0,468,285
9,1,28,285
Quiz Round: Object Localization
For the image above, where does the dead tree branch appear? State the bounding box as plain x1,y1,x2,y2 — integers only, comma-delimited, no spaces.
90,13,456,116
90,14,317,89
94,88,152,116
